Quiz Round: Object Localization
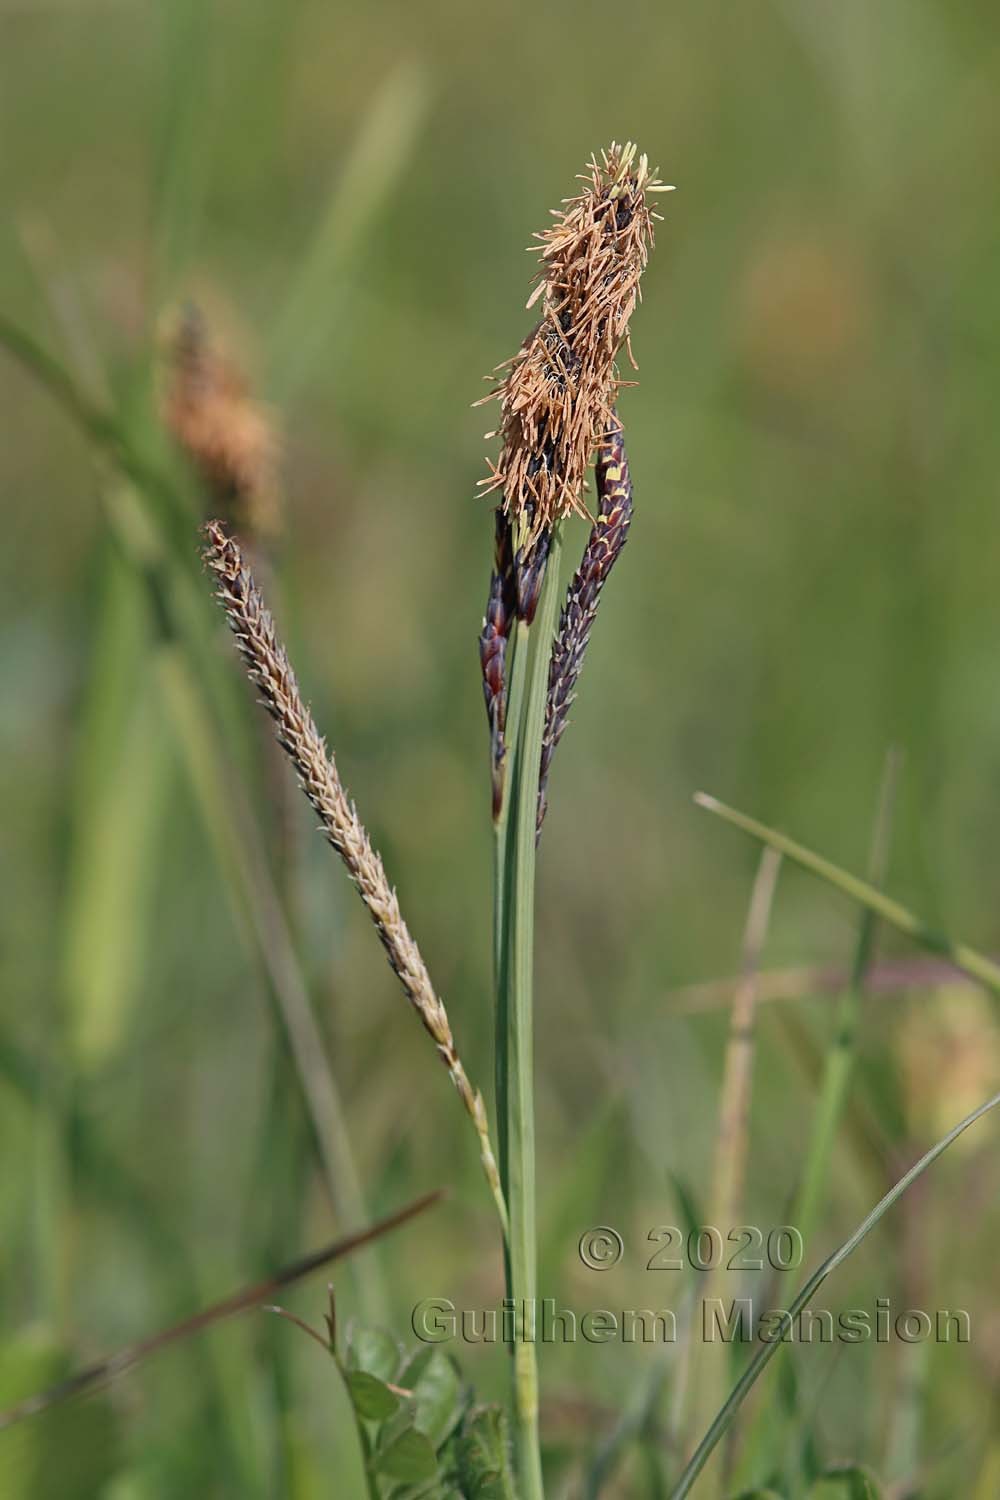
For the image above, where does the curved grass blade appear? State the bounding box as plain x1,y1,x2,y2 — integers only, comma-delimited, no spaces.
669,1088,1000,1499
694,793,1000,995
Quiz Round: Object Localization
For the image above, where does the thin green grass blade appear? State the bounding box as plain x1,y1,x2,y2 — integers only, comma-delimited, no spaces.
688,848,782,1495
694,793,1000,994
0,316,187,547
793,752,901,1267
61,548,172,1068
669,1087,1000,1499
267,62,429,400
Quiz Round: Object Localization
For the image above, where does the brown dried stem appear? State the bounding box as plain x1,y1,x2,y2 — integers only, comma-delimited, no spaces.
204,521,508,1237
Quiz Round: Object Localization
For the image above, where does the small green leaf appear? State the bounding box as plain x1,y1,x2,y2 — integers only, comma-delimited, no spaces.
730,1490,785,1499
454,1405,516,1499
374,1424,438,1483
398,1346,463,1448
345,1369,400,1422
346,1324,402,1382
807,1467,883,1499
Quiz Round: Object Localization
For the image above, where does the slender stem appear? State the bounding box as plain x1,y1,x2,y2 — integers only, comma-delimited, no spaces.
689,848,781,1490
497,529,562,1500
708,848,783,1247
792,751,900,1254
694,793,1000,995
755,755,900,1492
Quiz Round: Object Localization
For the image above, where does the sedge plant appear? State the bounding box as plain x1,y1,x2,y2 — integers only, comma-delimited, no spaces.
5,139,1000,1498
199,143,667,1497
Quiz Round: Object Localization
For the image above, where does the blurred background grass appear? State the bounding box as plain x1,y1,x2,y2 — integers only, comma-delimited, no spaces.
2,0,1000,1494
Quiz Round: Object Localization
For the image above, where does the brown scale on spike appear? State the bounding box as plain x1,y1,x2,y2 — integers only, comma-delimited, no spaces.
479,508,517,819
536,421,634,839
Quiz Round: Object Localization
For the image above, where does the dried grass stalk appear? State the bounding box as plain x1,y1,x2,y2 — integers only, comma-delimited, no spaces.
166,307,282,542
204,521,507,1231
536,421,634,837
478,142,666,548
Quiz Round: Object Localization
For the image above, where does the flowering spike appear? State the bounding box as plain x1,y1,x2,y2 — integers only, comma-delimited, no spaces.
479,509,517,819
536,421,634,839
479,143,662,545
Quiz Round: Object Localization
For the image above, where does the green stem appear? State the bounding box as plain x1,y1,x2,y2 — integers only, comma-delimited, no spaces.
792,752,900,1255
495,529,562,1500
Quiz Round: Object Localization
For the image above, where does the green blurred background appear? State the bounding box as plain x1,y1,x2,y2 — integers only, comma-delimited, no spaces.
2,0,1000,1494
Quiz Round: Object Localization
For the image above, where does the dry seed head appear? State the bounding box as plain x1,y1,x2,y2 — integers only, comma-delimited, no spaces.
479,142,667,547
165,306,282,541
203,521,507,1231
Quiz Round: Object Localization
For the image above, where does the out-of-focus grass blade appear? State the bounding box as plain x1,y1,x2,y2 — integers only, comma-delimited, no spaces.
884,1336,929,1489
0,1034,260,1487
749,756,900,1493
62,544,171,1066
688,848,782,1496
694,794,1000,994
152,0,214,305
0,316,187,547
669,1087,1000,1499
584,1354,672,1500
267,61,430,400
0,317,375,1303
